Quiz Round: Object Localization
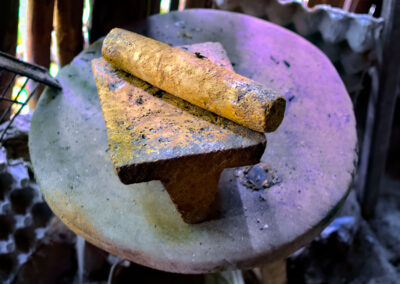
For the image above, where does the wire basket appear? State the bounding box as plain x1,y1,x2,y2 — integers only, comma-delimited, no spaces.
0,51,61,143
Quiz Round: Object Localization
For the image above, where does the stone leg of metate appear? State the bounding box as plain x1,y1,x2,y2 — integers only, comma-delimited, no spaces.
160,156,224,224
258,259,287,284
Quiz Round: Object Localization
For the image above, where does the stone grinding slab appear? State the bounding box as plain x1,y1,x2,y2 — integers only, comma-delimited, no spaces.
92,42,266,223
29,9,357,274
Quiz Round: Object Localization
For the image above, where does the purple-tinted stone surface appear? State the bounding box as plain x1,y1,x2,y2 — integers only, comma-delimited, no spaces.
29,9,357,273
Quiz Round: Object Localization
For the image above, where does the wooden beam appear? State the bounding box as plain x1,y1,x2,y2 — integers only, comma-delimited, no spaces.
185,0,213,8
0,0,19,55
170,0,180,11
0,0,19,120
361,0,400,217
151,0,161,15
54,0,84,66
26,0,55,68
26,0,55,107
349,0,375,13
89,0,160,44
307,0,345,8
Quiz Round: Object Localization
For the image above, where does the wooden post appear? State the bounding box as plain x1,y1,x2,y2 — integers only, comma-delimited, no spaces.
54,0,84,66
170,0,180,11
89,0,160,44
26,0,55,68
0,0,19,120
151,0,161,15
26,0,55,106
0,0,19,55
307,0,345,8
185,0,213,8
349,0,375,13
361,0,400,217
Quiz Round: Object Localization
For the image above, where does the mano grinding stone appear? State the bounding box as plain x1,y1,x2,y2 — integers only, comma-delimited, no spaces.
102,28,286,133
92,42,266,223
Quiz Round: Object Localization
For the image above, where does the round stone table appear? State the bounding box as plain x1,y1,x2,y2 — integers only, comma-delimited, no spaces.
29,9,357,274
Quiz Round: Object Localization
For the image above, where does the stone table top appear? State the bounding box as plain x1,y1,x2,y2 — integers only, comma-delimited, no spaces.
29,9,357,274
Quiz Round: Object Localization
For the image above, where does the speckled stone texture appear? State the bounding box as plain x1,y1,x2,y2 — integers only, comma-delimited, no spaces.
102,29,285,133
29,10,357,273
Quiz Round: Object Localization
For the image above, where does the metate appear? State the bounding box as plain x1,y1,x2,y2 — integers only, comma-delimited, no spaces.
92,42,266,223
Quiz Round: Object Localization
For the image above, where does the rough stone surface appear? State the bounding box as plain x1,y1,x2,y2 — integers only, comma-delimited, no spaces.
29,9,357,273
102,29,286,133
92,42,266,223
0,112,245,283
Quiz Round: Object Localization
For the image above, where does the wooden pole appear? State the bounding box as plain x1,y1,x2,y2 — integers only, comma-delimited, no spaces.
26,0,55,106
89,0,160,44
170,0,180,11
185,0,213,8
361,0,400,217
307,0,345,8
349,0,375,13
0,0,19,120
54,0,84,66
151,0,161,15
0,0,19,55
26,0,55,68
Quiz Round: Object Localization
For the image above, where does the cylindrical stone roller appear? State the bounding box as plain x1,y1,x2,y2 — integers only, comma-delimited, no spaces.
102,28,286,132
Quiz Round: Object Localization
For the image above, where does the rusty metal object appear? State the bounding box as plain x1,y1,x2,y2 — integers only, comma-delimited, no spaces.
92,42,266,223
0,51,61,143
0,51,61,90
102,28,286,133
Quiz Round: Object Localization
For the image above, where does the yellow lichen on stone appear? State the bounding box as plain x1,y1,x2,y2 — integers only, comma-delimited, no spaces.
92,58,265,169
102,28,286,133
92,55,267,223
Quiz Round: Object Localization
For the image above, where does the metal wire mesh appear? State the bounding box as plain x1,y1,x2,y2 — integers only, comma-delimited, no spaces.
0,51,61,143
